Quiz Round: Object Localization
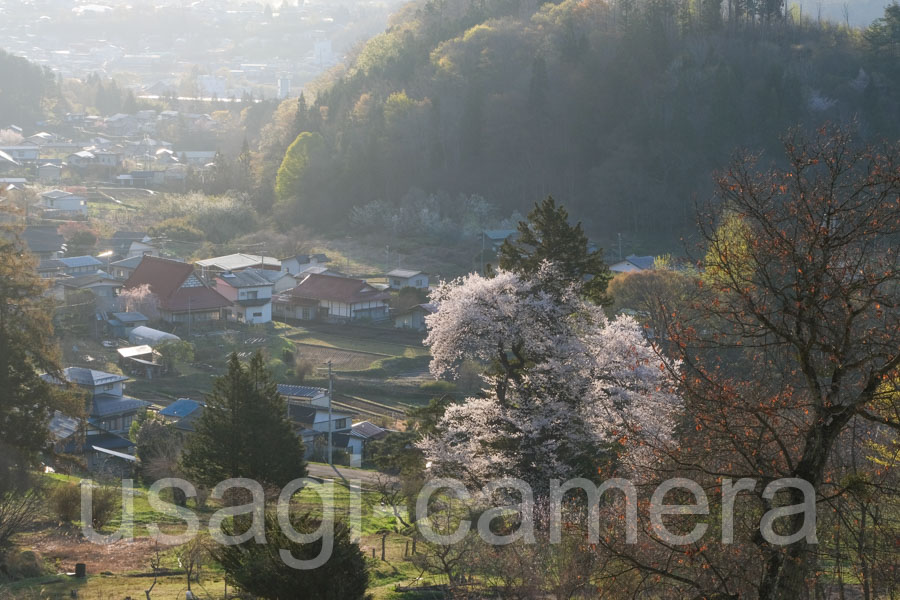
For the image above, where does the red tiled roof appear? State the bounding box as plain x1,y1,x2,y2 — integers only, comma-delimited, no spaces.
288,274,390,305
165,287,232,312
124,256,230,313
276,293,319,307
124,256,194,299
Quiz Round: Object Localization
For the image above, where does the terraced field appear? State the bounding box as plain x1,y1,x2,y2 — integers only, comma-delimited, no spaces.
333,393,407,423
286,323,428,358
291,342,389,371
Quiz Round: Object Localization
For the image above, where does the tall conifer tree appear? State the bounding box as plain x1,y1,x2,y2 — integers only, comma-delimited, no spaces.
181,352,306,489
498,196,612,304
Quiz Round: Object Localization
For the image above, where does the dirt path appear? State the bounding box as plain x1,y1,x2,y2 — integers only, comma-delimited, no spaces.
306,463,387,487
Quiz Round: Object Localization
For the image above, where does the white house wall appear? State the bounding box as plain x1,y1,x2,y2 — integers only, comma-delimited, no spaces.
319,300,351,319
238,302,272,324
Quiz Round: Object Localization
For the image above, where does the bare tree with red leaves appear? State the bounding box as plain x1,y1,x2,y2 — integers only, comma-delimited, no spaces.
590,125,900,599
658,124,900,598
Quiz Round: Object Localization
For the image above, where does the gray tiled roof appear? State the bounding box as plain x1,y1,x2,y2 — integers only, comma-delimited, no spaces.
58,255,103,269
217,269,274,287
351,421,387,439
277,384,326,398
44,367,128,387
91,394,150,418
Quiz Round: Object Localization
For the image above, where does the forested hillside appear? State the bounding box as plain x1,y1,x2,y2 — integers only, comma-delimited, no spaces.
0,50,62,127
272,0,900,243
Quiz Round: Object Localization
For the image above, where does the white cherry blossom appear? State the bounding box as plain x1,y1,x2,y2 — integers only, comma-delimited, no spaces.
419,264,681,490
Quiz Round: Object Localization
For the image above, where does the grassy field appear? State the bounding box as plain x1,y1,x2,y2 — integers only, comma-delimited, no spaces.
0,572,228,600
2,538,438,600
4,473,440,600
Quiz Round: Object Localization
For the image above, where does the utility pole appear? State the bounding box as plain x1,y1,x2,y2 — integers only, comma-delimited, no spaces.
327,360,333,466
481,230,485,274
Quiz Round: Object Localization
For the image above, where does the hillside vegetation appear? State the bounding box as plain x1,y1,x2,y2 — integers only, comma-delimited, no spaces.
0,50,62,127
272,0,900,242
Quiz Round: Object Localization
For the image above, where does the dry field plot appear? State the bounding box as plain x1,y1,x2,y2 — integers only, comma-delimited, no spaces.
26,529,176,575
291,342,386,371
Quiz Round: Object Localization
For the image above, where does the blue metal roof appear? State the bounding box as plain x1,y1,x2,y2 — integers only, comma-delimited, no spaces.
159,398,203,418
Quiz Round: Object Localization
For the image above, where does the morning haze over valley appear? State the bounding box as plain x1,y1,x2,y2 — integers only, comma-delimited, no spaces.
0,0,899,598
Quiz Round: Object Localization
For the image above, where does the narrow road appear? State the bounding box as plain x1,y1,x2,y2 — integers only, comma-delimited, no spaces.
305,463,386,487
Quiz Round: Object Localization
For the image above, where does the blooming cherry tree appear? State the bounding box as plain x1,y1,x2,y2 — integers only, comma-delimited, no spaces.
419,264,680,490
119,283,157,316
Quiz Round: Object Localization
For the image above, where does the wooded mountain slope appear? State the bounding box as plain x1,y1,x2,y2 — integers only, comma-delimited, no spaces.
0,50,61,128
273,0,900,243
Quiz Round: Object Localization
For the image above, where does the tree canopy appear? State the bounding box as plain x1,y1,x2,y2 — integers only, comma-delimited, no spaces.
598,124,900,598
247,0,900,240
420,264,679,490
0,49,62,126
497,196,612,304
274,131,328,225
181,352,307,490
0,224,76,484
214,511,369,600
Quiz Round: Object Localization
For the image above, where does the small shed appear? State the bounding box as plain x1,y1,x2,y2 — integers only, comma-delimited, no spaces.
394,303,437,332
117,345,165,378
128,326,180,347
106,312,149,337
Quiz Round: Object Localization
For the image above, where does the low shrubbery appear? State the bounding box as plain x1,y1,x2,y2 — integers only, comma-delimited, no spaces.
49,483,81,523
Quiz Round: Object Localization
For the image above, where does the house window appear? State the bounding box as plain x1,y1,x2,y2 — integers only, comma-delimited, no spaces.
122,415,133,430
334,418,347,430
247,290,258,299
301,308,311,320
253,312,262,317
101,383,115,392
